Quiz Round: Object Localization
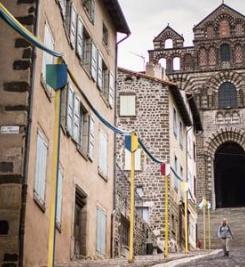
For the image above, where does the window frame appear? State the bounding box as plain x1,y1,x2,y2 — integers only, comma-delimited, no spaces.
119,94,136,117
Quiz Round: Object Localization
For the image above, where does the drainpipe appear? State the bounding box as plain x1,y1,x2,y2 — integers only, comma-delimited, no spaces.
19,0,40,266
111,32,130,258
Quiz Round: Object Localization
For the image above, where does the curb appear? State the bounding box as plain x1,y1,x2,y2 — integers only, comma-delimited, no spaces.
152,250,222,267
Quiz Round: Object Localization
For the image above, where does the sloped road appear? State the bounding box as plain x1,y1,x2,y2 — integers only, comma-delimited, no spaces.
178,248,245,267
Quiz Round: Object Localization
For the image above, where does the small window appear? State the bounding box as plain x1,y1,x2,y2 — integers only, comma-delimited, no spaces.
220,44,231,62
159,58,167,69
165,38,173,49
124,148,142,171
218,82,237,108
34,130,48,205
119,95,136,116
103,23,109,46
99,129,108,178
96,208,106,255
42,22,54,90
83,0,95,23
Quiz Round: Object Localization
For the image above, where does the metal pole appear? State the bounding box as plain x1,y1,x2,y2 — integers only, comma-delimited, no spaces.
128,132,137,263
184,189,189,253
208,204,211,249
48,57,62,267
164,176,169,257
203,199,206,250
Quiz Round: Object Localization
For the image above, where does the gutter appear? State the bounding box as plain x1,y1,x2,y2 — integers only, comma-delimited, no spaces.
111,32,131,258
19,0,40,266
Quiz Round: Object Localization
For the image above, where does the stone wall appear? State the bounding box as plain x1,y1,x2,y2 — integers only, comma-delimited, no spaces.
0,0,36,266
116,69,179,250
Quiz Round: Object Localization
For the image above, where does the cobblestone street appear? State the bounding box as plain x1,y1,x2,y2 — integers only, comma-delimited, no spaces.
178,248,245,267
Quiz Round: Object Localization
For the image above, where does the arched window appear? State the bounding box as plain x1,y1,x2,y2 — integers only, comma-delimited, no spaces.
208,47,216,65
218,82,237,108
165,38,173,49
159,58,167,69
183,54,193,71
199,48,207,66
234,45,243,63
173,57,180,70
219,19,230,38
220,44,231,62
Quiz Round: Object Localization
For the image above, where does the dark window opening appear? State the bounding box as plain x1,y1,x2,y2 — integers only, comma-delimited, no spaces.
120,215,129,246
74,188,87,257
218,82,237,109
214,142,245,208
103,23,109,46
220,44,231,62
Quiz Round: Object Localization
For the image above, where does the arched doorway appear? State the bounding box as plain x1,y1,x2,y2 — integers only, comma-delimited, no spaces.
214,142,245,208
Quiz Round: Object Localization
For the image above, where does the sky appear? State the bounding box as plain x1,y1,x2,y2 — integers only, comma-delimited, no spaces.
117,0,245,72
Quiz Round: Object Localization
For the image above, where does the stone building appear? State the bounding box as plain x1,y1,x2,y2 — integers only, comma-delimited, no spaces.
148,3,245,248
0,0,129,266
115,67,202,253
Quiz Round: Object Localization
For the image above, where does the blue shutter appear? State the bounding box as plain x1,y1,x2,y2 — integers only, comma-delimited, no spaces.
34,131,48,203
96,208,106,255
91,42,98,81
56,166,63,225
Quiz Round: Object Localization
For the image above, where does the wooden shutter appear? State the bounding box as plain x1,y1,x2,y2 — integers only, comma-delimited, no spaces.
91,42,98,81
69,4,77,49
73,94,80,143
99,130,108,176
56,166,63,225
96,208,106,255
76,17,84,59
67,84,74,135
97,53,103,90
109,72,114,108
103,69,109,97
60,85,68,131
91,0,95,23
88,114,95,160
42,23,54,82
58,0,66,17
34,131,48,202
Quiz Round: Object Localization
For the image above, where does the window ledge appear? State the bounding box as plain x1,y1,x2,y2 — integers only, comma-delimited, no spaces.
98,168,108,182
33,193,46,213
77,146,89,161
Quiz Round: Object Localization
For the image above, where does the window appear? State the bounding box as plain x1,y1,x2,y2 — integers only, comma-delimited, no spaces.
136,186,144,198
174,156,178,190
218,82,237,108
42,22,54,90
234,45,243,64
179,121,183,148
208,47,216,66
120,215,129,246
124,148,142,171
79,106,89,154
183,54,193,71
88,115,95,160
173,57,180,71
34,130,48,205
119,95,136,116
220,44,231,62
173,108,178,137
136,207,149,223
159,58,167,69
99,129,108,178
165,38,173,49
103,23,109,46
82,29,92,73
58,0,70,21
83,0,95,23
96,208,106,255
56,165,64,227
199,48,207,66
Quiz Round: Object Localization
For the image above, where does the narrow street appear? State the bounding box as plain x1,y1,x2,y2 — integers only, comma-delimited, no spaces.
177,247,245,267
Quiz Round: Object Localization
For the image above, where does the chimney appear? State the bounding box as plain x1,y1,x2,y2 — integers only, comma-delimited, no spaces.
145,62,167,81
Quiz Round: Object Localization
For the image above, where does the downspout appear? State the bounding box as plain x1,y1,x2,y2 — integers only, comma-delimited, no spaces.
19,0,40,266
111,32,130,258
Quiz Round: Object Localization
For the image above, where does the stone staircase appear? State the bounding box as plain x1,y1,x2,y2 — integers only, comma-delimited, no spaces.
198,207,245,248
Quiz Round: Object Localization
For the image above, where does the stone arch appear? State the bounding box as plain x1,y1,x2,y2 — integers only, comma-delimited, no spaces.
213,13,234,31
204,128,245,208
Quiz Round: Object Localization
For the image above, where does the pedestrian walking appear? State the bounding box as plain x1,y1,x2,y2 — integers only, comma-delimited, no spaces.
217,218,233,257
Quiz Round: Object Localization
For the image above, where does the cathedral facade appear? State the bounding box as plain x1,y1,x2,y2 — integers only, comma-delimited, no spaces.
149,3,245,247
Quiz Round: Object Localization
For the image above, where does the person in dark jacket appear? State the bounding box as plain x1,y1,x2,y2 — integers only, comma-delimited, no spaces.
217,218,233,256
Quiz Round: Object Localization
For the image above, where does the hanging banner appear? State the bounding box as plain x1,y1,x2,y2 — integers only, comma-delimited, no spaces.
46,64,67,89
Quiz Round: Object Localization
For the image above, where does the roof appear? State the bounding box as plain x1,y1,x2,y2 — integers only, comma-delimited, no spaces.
102,0,131,34
187,94,203,132
153,25,184,42
118,67,192,127
194,3,245,29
